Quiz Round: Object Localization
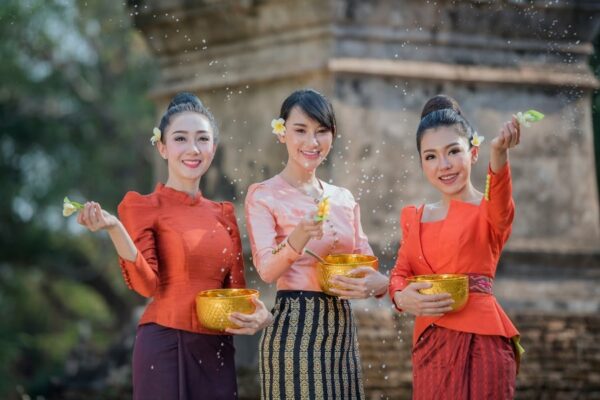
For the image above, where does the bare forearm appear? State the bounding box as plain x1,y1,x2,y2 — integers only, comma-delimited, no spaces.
106,221,138,262
490,148,508,174
286,228,311,254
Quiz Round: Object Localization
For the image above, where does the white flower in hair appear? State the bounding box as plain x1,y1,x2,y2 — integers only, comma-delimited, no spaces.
271,118,286,136
150,127,162,145
470,131,484,147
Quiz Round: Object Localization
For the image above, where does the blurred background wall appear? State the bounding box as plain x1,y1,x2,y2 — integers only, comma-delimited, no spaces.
1,0,600,399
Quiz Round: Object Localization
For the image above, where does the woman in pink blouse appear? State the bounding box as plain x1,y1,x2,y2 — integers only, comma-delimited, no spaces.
245,89,388,399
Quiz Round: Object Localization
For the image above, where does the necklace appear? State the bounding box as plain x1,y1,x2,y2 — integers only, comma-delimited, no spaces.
296,183,324,204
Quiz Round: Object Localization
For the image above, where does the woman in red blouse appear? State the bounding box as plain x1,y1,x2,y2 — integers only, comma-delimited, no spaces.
77,92,272,400
389,95,522,399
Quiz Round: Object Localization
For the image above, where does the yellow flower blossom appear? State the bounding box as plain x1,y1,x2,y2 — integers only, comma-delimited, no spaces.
470,131,485,147
315,197,330,222
63,197,84,217
271,118,286,136
515,110,544,128
150,127,162,146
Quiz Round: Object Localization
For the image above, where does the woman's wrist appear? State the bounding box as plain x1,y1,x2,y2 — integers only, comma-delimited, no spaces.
106,219,122,233
490,147,509,173
393,290,405,307
287,228,309,254
376,282,388,297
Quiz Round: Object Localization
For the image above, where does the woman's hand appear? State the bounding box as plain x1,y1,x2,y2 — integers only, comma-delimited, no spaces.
226,297,273,335
75,201,138,262
491,116,521,152
287,212,324,253
490,116,521,172
77,202,119,232
392,282,454,317
328,268,389,299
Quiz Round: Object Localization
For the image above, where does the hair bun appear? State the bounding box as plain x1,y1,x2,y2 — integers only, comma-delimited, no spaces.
168,92,203,110
420,94,463,119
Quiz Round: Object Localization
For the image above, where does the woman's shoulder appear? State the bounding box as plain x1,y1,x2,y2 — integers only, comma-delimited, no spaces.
400,204,420,222
322,181,356,203
119,190,160,209
211,201,240,230
246,176,283,201
117,190,160,223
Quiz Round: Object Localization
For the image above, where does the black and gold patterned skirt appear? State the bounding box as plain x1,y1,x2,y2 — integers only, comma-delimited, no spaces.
259,290,364,400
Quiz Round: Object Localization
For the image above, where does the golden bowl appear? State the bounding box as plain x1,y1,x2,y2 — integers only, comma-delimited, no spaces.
317,254,379,296
407,274,469,312
195,288,258,331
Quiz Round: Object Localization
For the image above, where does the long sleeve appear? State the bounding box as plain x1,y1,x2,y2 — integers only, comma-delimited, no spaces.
351,201,374,256
221,202,246,289
245,184,302,284
389,206,416,298
484,162,514,238
117,192,159,297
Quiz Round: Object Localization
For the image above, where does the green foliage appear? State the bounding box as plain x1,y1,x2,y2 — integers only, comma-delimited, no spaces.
0,0,157,397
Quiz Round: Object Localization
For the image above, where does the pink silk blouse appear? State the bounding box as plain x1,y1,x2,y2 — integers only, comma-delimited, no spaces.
245,175,373,291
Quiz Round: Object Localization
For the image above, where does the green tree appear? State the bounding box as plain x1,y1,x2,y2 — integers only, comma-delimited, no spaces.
0,0,157,397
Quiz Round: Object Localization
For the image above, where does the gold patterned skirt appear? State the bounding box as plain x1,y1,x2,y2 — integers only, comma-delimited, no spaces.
259,290,364,400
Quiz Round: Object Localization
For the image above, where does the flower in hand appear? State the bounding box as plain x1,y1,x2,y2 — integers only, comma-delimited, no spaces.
63,197,84,217
515,109,544,128
271,118,286,136
315,197,330,222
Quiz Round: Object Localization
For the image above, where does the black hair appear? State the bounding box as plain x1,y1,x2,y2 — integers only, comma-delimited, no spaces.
416,95,475,154
158,92,219,143
279,89,336,137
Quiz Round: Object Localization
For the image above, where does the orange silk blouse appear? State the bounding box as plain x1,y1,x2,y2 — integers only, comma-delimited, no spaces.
117,183,245,334
389,163,519,345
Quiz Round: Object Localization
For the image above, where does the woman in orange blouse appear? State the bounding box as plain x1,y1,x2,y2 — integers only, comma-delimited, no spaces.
77,92,272,400
389,95,522,399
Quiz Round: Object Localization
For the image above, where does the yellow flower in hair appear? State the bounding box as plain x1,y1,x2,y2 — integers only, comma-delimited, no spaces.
271,118,286,136
315,197,330,222
470,131,485,147
150,127,162,145
515,109,544,128
63,196,84,217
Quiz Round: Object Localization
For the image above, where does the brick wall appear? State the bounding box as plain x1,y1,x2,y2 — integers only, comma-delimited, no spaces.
355,309,600,399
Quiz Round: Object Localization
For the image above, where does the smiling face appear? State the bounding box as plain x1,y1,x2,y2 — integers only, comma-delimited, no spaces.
420,125,478,200
157,111,216,190
279,106,333,173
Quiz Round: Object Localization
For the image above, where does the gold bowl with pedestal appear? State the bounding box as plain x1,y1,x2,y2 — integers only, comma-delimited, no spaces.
407,274,469,312
195,288,258,331
317,254,378,296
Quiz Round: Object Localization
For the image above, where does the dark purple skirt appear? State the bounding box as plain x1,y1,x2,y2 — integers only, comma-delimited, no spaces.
133,323,237,400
